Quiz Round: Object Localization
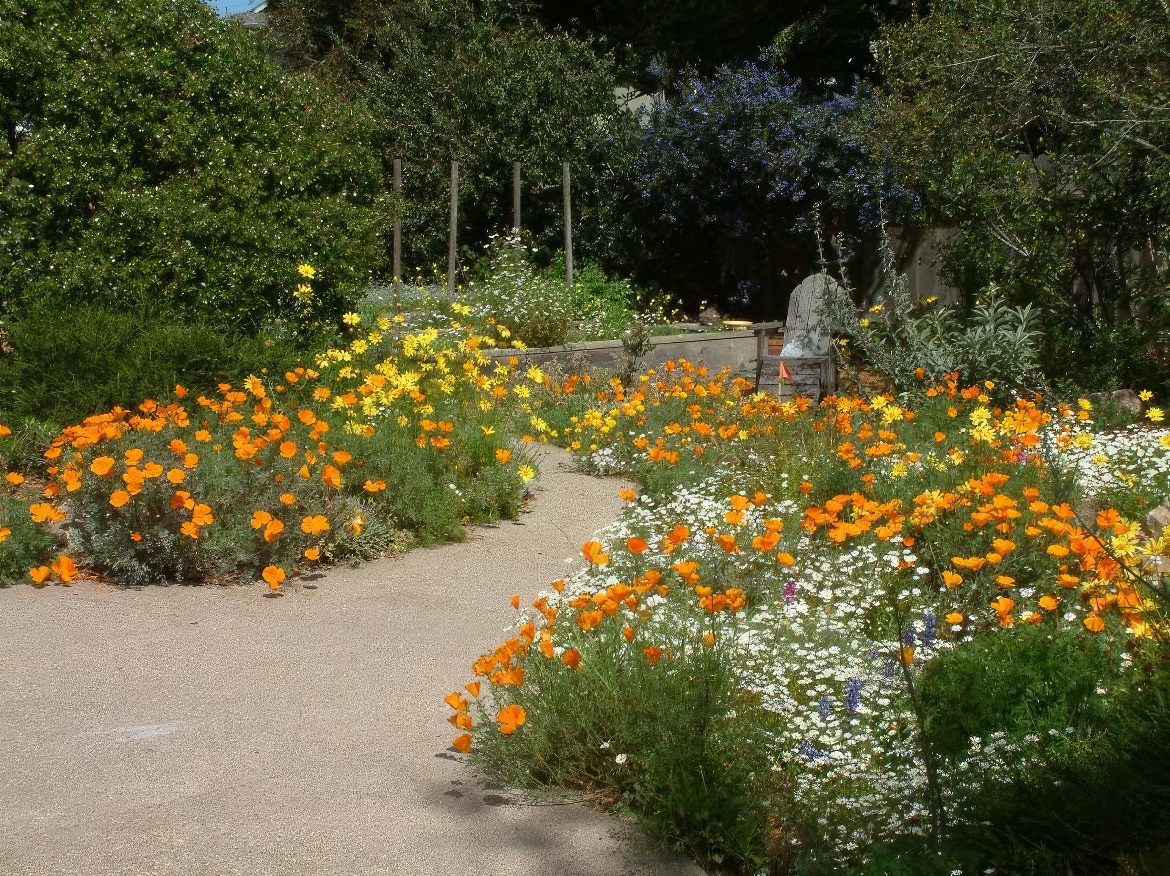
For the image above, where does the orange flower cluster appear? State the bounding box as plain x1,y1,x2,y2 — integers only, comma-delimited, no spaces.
2,318,535,586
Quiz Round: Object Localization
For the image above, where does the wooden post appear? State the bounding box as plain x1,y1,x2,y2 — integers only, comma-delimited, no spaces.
512,161,521,235
562,161,573,288
392,158,402,311
447,159,458,298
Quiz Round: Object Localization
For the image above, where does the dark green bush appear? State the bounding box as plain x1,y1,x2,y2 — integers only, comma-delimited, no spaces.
918,624,1114,758
0,302,301,427
918,625,1170,874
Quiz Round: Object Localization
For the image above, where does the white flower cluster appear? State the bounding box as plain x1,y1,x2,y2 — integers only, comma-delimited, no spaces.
1052,422,1170,499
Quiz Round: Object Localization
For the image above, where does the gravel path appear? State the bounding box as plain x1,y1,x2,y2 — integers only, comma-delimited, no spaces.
0,446,700,876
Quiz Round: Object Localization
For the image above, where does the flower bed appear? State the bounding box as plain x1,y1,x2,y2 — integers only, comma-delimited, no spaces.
448,362,1170,872
0,308,548,586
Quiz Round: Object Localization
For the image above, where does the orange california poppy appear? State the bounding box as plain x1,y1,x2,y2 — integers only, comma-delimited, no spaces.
262,565,286,589
582,541,609,565
715,533,739,553
109,491,131,508
496,704,527,734
452,733,472,753
321,465,342,489
561,649,581,669
51,555,78,583
30,503,66,523
304,548,321,561
301,515,330,536
90,456,115,477
627,537,649,555
29,566,51,583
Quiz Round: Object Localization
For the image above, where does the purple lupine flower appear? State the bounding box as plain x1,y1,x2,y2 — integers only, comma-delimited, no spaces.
799,739,827,761
818,696,833,720
844,677,863,713
921,610,938,648
783,579,798,603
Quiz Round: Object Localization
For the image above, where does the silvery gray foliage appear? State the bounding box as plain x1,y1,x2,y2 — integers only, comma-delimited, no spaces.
828,232,1041,393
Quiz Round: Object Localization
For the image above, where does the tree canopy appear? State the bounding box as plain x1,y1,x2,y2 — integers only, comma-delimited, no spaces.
530,0,922,90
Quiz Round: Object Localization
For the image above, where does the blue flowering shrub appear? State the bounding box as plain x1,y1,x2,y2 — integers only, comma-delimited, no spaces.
632,53,911,310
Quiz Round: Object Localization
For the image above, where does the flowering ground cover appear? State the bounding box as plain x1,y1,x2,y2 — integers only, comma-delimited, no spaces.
0,291,554,586
449,362,1170,874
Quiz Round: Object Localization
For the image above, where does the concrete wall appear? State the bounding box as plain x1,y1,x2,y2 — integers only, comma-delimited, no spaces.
889,227,961,306
486,329,758,374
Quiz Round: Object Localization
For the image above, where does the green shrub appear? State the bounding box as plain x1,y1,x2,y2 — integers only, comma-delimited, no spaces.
0,302,301,428
830,235,1042,392
0,490,55,583
930,644,1170,874
918,625,1114,759
2,0,389,330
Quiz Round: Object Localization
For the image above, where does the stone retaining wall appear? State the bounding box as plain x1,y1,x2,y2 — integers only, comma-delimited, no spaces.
485,330,758,375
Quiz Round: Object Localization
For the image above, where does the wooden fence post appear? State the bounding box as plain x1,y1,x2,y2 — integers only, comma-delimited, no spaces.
512,161,521,235
562,161,573,288
447,159,458,298
392,157,402,311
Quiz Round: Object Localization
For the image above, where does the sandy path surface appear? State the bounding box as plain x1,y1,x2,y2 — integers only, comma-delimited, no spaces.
0,446,700,876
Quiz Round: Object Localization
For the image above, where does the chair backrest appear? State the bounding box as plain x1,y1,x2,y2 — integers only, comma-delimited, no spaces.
780,274,837,358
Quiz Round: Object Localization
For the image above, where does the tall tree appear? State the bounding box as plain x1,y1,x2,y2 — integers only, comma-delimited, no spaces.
266,0,633,272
